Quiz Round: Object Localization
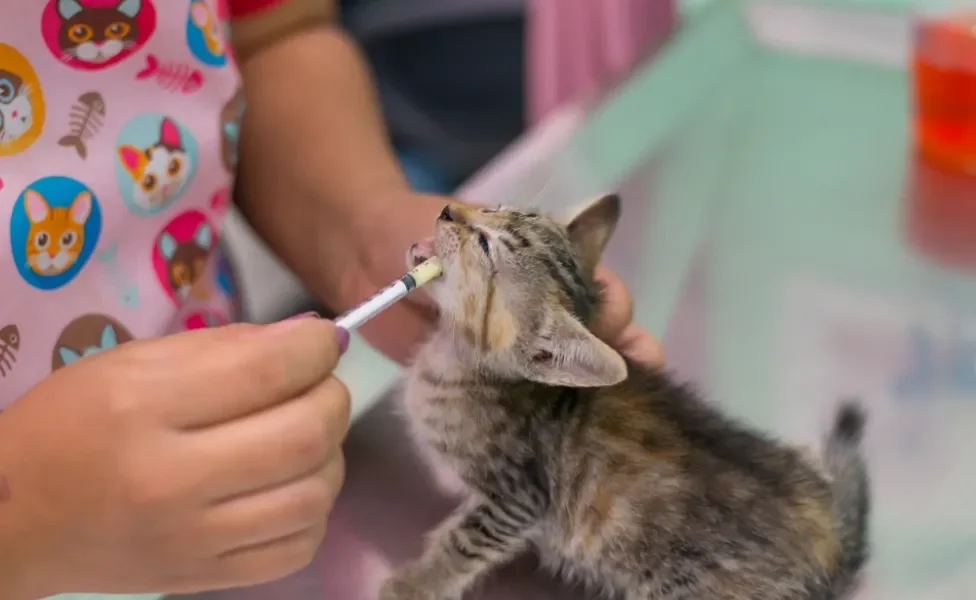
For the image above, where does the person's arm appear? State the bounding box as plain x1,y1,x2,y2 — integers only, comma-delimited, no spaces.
227,1,663,367
229,0,440,314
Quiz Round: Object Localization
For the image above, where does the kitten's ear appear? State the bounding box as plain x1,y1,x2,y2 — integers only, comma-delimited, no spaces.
565,193,621,273
100,325,118,349
117,145,144,176
24,189,50,224
523,308,627,388
159,118,182,148
116,0,142,18
194,223,213,250
58,347,81,366
159,232,177,260
57,0,84,20
69,191,92,224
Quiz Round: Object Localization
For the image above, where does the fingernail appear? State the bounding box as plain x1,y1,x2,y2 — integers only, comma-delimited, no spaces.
336,327,350,355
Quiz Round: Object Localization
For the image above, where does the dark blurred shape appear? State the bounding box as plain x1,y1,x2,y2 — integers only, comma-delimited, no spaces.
913,12,976,175
904,152,976,272
342,0,527,191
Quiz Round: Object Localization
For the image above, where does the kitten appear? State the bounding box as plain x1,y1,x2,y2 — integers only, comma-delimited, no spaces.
57,324,119,366
385,196,871,600
118,117,192,210
0,69,33,145
24,188,92,277
56,0,142,65
158,222,213,299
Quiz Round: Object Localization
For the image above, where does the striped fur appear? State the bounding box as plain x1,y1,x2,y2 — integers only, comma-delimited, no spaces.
384,195,870,600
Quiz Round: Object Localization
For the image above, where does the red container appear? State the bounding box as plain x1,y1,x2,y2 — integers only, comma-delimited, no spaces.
905,153,976,271
913,12,976,174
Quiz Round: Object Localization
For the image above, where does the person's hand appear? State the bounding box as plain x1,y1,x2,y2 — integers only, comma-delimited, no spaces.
0,318,350,598
330,192,662,367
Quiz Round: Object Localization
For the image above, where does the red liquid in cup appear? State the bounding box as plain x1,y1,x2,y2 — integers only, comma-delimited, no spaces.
913,13,976,174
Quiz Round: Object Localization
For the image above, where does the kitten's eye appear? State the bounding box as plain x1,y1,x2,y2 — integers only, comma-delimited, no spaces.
34,231,50,250
477,232,491,255
532,349,554,363
68,24,93,43
105,22,131,40
0,79,13,103
168,157,182,175
60,231,77,248
142,174,157,191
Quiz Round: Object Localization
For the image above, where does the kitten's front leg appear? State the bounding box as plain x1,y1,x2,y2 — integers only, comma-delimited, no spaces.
381,496,534,600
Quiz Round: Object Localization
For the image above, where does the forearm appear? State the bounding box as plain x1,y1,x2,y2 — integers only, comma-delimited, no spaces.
0,422,47,600
235,25,414,309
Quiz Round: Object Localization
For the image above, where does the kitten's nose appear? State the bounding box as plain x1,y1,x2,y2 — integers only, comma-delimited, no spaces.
439,203,473,224
438,205,454,222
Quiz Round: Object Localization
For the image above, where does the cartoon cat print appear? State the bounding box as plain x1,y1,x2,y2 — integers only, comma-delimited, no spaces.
190,0,225,57
159,221,213,299
24,188,92,277
56,0,143,65
57,323,120,365
118,117,193,210
0,69,34,145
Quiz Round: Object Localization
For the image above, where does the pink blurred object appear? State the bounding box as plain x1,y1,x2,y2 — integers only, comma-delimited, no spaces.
527,0,678,125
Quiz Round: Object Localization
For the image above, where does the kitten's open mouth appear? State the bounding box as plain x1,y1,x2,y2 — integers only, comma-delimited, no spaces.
409,236,436,267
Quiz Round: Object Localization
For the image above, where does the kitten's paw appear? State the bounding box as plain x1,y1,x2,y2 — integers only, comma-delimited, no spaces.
379,570,439,600
379,579,434,600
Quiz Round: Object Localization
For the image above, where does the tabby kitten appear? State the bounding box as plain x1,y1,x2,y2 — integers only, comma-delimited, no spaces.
386,196,870,600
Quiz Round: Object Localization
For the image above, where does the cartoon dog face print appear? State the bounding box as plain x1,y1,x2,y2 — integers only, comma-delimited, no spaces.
159,220,212,300
118,117,193,211
0,44,46,155
24,188,92,277
51,313,133,370
9,176,103,291
42,0,157,71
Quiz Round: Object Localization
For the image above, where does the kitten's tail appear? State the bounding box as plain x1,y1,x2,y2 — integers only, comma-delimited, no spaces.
823,401,870,596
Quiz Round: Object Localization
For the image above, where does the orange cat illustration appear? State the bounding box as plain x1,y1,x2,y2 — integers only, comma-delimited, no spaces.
190,1,224,57
24,188,92,276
